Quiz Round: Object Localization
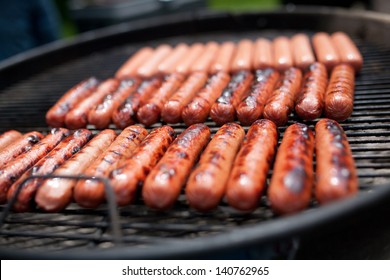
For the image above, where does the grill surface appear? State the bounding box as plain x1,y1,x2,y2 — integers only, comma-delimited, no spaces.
0,9,390,259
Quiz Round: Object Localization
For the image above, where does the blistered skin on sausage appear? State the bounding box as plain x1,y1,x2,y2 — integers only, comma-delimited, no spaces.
273,36,293,71
142,124,211,210
190,42,219,73
263,67,303,126
291,33,316,70
181,72,230,126
0,130,22,151
158,43,189,74
112,77,162,129
137,73,185,126
74,126,147,208
231,39,254,72
226,119,278,211
210,70,253,125
312,32,340,71
236,68,279,125
161,72,208,124
210,41,236,74
295,62,328,121
186,123,245,212
331,32,363,72
253,38,274,69
88,78,140,129
0,131,43,167
324,64,355,121
175,43,204,75
268,123,315,215
115,47,154,78
35,129,116,212
315,119,358,204
0,128,69,204
110,126,176,206
46,77,99,127
137,45,172,78
7,129,92,212
65,79,120,129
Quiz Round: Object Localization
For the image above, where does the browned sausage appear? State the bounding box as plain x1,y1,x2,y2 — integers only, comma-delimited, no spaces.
0,131,43,167
295,62,328,121
142,124,211,210
253,38,274,70
324,64,355,121
7,129,92,212
226,119,278,211
291,33,316,70
137,45,172,78
263,67,303,126
268,123,315,215
88,78,140,129
109,126,176,206
181,72,230,126
312,32,340,71
331,32,363,72
35,129,116,212
115,47,154,78
236,68,279,125
46,77,100,127
315,118,358,204
0,130,22,151
161,72,208,124
112,77,162,129
175,43,204,75
190,42,219,73
158,43,189,74
65,78,120,129
210,70,253,125
73,125,147,208
210,41,236,74
273,36,293,71
231,39,254,72
186,123,245,212
137,73,185,126
0,128,69,204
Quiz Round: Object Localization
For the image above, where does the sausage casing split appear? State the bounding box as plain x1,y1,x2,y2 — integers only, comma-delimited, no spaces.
315,119,358,204
186,123,245,212
0,128,69,204
142,124,211,210
73,125,147,208
263,67,303,126
175,43,204,75
158,43,189,74
46,77,99,127
137,73,185,126
331,32,363,72
210,41,236,74
0,130,22,152
115,47,154,78
312,32,340,71
268,123,315,215
65,78,120,129
88,78,140,129
110,126,176,206
7,129,92,212
231,39,254,72
35,129,116,212
324,64,355,121
112,77,162,129
253,38,274,70
181,72,230,126
0,131,43,167
236,68,279,125
295,62,328,121
291,33,316,70
273,36,293,71
190,42,219,73
137,45,172,78
210,70,253,125
226,119,278,211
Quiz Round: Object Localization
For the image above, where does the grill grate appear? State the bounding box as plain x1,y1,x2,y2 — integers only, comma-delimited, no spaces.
0,30,389,258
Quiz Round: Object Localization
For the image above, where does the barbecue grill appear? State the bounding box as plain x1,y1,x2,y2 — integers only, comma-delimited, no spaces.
0,6,390,259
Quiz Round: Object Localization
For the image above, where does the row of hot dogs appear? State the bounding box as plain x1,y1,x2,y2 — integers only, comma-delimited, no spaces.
46,62,355,129
0,119,357,214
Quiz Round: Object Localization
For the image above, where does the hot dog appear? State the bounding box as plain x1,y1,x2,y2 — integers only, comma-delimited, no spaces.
268,123,315,215
186,123,245,212
315,118,358,204
273,36,293,71
115,47,154,78
190,42,219,73
142,124,210,210
158,43,189,74
253,38,274,69
312,32,340,71
226,119,278,211
137,44,172,78
210,41,236,74
175,43,204,75
231,39,254,72
291,33,315,70
331,32,363,72
0,130,22,151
